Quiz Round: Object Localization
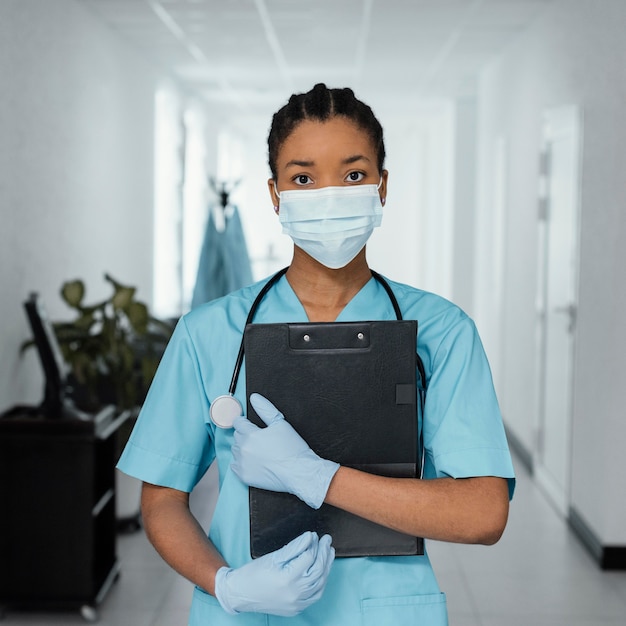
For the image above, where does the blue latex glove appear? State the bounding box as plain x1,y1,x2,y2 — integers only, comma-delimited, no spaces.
232,393,340,509
214,531,335,616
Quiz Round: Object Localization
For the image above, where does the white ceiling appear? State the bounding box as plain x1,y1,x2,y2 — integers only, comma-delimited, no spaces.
79,0,553,117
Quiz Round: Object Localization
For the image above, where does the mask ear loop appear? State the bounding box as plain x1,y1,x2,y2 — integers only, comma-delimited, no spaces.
272,179,281,214
377,177,386,206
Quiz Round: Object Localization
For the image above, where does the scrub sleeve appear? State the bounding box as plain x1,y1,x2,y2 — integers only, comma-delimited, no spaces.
117,275,515,626
117,315,215,492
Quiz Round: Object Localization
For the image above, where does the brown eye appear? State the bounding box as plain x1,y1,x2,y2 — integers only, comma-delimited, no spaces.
346,171,365,183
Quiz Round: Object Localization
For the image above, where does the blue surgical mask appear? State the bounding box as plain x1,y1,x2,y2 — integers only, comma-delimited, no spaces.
276,182,384,269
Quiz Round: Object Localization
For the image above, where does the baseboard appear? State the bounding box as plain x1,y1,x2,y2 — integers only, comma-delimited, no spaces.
503,424,626,570
569,506,626,570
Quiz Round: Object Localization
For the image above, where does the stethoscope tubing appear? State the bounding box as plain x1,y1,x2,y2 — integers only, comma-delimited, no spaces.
216,266,426,478
227,267,288,396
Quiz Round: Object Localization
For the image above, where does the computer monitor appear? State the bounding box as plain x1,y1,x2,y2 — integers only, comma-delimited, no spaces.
23,293,71,418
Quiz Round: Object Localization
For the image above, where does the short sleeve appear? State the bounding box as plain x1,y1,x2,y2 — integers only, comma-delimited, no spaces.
117,317,215,492
422,313,515,498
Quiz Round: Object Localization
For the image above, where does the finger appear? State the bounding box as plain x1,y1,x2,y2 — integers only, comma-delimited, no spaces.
320,535,333,549
285,534,320,576
300,540,335,603
301,548,335,605
304,553,333,604
249,393,285,426
303,533,334,579
320,537,335,579
273,531,317,565
232,415,257,434
318,534,334,565
232,418,260,450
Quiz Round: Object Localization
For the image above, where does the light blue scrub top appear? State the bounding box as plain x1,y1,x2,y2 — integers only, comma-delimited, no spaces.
118,274,515,626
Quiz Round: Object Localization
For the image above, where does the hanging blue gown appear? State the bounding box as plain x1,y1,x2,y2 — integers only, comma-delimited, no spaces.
191,205,253,308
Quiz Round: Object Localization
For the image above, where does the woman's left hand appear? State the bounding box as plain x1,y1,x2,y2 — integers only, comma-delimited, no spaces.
231,393,339,509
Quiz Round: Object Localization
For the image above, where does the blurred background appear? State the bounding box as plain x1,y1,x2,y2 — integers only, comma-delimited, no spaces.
1,0,625,623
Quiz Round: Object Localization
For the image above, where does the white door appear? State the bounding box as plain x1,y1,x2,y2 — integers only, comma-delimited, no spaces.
534,106,582,515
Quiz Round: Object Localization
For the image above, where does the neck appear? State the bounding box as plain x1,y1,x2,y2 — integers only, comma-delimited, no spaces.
285,248,372,322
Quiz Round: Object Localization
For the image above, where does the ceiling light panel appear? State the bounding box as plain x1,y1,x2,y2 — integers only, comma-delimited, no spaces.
268,0,363,67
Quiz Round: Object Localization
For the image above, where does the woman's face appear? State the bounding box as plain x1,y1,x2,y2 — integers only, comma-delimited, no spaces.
268,116,387,205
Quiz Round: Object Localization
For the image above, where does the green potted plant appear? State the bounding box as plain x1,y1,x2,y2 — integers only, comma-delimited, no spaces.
23,273,174,529
51,273,172,413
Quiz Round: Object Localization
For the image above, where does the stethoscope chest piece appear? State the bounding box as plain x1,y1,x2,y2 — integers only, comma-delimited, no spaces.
210,394,243,429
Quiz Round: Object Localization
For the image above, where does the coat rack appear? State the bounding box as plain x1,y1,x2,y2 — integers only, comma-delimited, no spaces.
208,177,241,210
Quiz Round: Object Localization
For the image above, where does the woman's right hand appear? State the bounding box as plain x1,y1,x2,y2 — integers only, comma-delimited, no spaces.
214,531,335,616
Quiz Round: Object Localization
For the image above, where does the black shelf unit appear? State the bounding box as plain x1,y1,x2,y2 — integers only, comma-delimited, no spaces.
0,407,128,621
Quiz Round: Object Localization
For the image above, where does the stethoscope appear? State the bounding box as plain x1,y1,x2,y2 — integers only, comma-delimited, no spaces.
209,267,426,429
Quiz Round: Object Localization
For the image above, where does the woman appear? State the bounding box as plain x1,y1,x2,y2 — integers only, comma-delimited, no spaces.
118,83,515,625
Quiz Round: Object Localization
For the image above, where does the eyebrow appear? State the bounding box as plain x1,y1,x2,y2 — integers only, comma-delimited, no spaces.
285,159,314,169
342,154,372,165
284,154,372,169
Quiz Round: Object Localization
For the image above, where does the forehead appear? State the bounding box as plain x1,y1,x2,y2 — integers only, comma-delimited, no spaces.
276,117,376,165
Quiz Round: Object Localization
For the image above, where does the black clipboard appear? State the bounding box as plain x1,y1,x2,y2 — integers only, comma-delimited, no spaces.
244,320,424,558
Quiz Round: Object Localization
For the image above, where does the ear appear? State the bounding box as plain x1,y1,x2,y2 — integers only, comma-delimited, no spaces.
268,178,280,212
380,170,389,205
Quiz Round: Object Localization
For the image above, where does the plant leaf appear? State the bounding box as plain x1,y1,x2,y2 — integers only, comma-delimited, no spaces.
104,273,123,290
73,311,95,331
111,286,136,310
61,280,85,308
105,273,136,310
127,301,149,333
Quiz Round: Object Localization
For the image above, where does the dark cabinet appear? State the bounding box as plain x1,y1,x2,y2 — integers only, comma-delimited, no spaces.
0,407,127,620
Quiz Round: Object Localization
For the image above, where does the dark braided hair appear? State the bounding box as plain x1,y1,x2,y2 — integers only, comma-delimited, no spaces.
268,83,385,180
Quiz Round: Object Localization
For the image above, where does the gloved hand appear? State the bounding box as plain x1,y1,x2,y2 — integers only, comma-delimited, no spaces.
214,531,335,616
232,393,340,509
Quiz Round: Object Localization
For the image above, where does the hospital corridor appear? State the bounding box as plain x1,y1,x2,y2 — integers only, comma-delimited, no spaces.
1,0,626,624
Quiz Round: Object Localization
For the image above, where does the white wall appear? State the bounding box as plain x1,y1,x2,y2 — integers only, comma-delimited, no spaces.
474,0,626,545
0,0,161,411
368,102,455,295
450,99,477,315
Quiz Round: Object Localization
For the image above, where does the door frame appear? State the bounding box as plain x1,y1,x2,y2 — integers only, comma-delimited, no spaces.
533,105,583,515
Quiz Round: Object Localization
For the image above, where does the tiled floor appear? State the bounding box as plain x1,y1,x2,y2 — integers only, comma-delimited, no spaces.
2,457,625,625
